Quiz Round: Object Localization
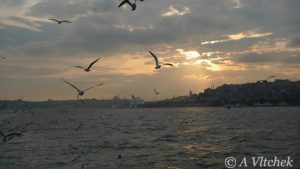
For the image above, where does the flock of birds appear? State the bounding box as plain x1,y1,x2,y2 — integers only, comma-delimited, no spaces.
48,10,174,101
0,1,174,168
0,0,171,101
58,50,172,100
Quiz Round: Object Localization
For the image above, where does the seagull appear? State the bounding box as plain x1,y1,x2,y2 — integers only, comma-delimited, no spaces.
58,109,68,113
258,75,276,83
74,58,100,72
74,122,84,131
0,56,5,60
149,51,174,69
71,155,81,162
118,0,137,11
48,19,71,24
62,79,104,100
14,108,19,113
0,131,22,142
68,144,79,150
265,75,276,81
154,89,160,95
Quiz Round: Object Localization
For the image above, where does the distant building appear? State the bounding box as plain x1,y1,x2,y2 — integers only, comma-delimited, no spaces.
112,96,121,108
130,95,145,108
112,96,131,108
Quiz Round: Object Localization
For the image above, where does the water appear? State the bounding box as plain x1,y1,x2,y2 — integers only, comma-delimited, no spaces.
1,107,299,169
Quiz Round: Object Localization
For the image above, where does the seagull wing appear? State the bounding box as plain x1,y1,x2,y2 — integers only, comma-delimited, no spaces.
87,58,100,70
163,63,174,67
266,75,276,81
75,123,84,131
149,51,159,66
71,155,81,162
61,20,71,23
62,79,82,93
74,66,86,70
118,0,129,8
84,83,104,92
48,19,59,23
3,133,21,142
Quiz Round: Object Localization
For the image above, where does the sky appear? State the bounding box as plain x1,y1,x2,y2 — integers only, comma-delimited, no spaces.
0,0,299,101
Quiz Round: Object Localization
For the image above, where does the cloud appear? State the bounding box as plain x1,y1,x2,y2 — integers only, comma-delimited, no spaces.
235,53,275,63
0,16,43,32
0,0,25,7
234,51,300,65
201,31,272,45
176,49,200,59
162,6,191,17
0,0,300,100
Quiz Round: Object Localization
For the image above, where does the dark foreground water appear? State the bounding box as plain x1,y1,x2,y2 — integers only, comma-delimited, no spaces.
0,107,299,169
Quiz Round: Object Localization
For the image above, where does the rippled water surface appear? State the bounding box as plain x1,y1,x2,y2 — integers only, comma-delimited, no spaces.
1,107,299,169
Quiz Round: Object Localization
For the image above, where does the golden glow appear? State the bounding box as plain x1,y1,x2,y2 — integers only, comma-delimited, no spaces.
228,32,272,40
162,6,191,17
201,31,272,45
194,59,221,71
176,49,200,59
184,74,209,81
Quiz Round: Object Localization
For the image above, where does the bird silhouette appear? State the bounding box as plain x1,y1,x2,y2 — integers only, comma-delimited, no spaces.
154,89,160,95
48,19,71,24
74,122,84,131
148,51,174,69
0,131,22,142
118,0,137,11
70,155,81,162
74,58,100,72
265,75,276,81
62,79,104,100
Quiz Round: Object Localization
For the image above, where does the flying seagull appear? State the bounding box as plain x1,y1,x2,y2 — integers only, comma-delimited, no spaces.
74,58,100,72
74,122,84,131
118,0,137,11
62,79,104,100
154,89,160,95
48,19,71,24
71,155,81,162
58,109,68,113
0,131,22,142
68,144,79,150
149,51,174,69
265,75,276,81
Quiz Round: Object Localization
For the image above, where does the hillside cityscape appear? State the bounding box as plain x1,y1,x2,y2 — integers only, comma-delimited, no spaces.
0,79,299,110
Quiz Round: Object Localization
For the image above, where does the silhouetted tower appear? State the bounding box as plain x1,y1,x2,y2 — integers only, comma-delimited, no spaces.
189,90,193,96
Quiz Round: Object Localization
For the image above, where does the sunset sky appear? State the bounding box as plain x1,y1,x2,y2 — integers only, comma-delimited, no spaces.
0,0,299,101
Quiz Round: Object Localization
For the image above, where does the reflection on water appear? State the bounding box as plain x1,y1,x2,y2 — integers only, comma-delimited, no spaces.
0,107,299,169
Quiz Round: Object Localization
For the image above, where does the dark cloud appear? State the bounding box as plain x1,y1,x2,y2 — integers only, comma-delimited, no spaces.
235,53,276,63
234,52,300,64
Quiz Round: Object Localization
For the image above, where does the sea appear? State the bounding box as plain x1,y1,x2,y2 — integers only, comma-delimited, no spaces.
0,107,299,169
